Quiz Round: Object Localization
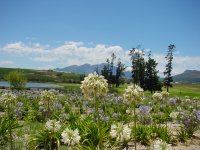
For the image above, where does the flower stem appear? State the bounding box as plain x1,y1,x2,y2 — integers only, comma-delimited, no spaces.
47,98,50,117
133,101,137,150
94,93,102,148
8,104,13,150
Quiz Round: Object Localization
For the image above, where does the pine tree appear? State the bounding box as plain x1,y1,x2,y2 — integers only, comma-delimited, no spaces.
129,47,145,87
101,53,126,87
144,51,161,93
109,53,116,85
101,58,110,82
101,54,116,86
163,44,176,92
138,56,145,89
115,58,126,87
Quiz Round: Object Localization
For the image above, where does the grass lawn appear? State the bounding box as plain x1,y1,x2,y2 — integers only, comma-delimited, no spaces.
57,83,200,98
58,83,80,87
101,83,200,98
57,83,81,92
166,83,200,98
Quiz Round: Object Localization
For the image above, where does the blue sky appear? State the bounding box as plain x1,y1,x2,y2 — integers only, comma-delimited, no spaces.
0,0,200,75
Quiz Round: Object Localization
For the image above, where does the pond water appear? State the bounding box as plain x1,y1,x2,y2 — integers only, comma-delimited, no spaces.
0,81,62,88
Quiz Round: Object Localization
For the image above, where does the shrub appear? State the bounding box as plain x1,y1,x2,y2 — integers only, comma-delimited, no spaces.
5,70,27,90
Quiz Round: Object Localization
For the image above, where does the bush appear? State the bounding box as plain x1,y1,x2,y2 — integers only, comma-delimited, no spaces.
5,70,27,90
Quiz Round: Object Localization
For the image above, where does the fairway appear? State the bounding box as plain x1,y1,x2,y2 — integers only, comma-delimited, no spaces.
167,83,200,98
100,83,200,98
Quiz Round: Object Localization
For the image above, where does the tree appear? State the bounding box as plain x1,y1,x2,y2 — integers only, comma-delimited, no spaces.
101,58,110,82
101,53,116,86
115,58,126,87
80,73,86,82
163,44,176,92
94,66,100,75
5,70,27,90
129,47,145,88
144,51,161,93
138,55,145,89
101,53,126,87
109,53,116,85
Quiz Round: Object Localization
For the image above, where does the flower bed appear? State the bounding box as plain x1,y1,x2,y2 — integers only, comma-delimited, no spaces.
0,74,199,149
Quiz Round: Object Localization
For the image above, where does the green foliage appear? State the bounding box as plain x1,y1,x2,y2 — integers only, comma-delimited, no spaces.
115,58,126,87
66,112,80,129
177,126,189,142
0,68,32,81
129,47,145,87
133,124,172,146
152,112,169,124
101,53,126,87
151,125,171,143
5,70,27,90
0,117,9,145
27,74,54,82
135,125,152,145
0,67,81,84
27,128,61,150
0,116,21,147
78,116,110,148
144,51,161,93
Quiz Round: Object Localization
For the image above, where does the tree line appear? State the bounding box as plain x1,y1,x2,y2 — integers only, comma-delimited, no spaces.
100,44,175,93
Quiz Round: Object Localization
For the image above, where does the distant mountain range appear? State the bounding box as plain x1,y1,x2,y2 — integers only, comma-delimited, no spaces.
173,70,200,83
54,63,132,79
54,64,200,83
55,63,105,74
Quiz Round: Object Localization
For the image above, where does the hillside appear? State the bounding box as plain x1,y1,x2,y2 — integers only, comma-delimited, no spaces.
55,63,132,79
55,63,105,74
173,70,200,83
0,67,81,83
2,67,199,84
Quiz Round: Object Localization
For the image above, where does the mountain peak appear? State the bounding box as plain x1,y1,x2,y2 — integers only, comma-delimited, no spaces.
54,63,132,79
184,70,199,73
54,63,103,74
173,70,200,83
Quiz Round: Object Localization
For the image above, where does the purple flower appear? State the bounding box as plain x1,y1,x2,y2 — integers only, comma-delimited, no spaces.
15,108,23,119
39,106,46,112
100,114,110,122
53,102,62,110
99,109,103,114
139,105,150,114
180,111,198,128
112,113,119,118
196,110,200,120
17,101,23,107
59,113,68,120
169,98,177,106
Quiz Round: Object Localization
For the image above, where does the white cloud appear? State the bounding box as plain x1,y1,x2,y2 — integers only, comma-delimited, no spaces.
2,41,50,55
65,41,84,46
152,53,200,76
1,41,200,75
31,57,56,62
1,41,124,66
0,60,14,67
126,66,132,71
50,43,124,66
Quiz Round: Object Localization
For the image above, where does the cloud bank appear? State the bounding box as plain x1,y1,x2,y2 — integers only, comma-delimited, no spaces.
1,41,200,75
1,41,124,65
0,60,14,67
152,54,200,76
